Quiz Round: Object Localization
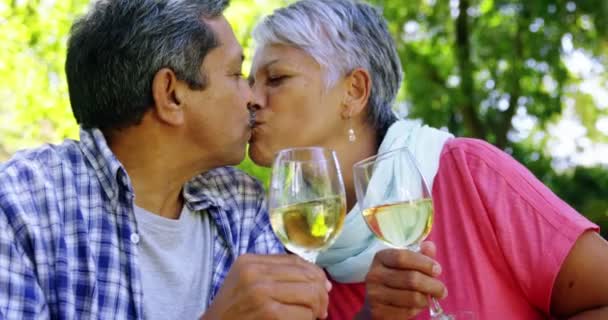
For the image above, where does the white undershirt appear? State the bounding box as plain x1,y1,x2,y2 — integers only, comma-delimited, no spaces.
134,205,214,320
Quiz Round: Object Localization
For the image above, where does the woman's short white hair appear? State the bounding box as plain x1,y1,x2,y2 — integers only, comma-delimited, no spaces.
252,0,403,136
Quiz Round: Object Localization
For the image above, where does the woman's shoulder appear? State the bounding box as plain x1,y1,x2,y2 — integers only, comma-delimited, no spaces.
436,137,550,204
442,137,501,156
438,137,594,233
440,137,523,174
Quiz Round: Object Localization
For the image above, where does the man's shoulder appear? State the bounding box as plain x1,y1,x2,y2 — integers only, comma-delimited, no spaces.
0,140,84,187
0,140,87,237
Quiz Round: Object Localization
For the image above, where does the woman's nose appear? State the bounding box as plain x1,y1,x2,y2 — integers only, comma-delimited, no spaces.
248,85,265,111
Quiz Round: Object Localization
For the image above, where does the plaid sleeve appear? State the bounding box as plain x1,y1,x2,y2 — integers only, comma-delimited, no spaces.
0,192,49,318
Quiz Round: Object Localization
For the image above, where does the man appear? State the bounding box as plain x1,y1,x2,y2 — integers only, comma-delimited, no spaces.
0,0,329,319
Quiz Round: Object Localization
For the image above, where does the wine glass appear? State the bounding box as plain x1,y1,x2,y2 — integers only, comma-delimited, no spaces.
353,146,454,319
268,147,347,263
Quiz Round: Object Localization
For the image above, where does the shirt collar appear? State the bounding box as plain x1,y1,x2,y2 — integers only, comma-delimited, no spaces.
79,127,133,201
79,127,226,211
182,172,227,212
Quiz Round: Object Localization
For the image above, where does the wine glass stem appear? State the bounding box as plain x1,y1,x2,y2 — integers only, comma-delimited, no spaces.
300,251,318,263
408,244,453,319
429,296,453,319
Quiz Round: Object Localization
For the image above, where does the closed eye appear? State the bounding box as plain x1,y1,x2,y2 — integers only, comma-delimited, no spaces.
267,75,288,87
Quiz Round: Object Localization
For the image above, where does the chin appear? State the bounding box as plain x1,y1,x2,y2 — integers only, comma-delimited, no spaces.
222,152,246,167
248,143,273,168
218,141,248,167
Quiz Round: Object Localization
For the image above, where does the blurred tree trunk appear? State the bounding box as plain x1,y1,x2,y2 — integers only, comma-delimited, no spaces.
496,16,524,149
455,0,485,139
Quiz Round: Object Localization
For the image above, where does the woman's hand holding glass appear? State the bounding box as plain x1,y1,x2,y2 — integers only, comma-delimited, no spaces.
353,146,456,319
362,241,447,319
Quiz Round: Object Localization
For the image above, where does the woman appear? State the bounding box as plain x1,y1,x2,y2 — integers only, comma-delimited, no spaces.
248,0,608,319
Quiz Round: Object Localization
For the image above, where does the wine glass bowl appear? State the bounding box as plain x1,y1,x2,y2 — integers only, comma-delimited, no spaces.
361,198,433,249
268,147,347,262
354,146,434,251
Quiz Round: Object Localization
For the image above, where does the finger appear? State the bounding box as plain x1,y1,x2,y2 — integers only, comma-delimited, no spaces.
254,302,316,320
367,284,429,309
374,248,441,276
275,304,317,320
236,254,328,287
369,303,423,320
237,253,316,266
268,282,329,319
419,241,437,259
282,305,317,320
367,265,447,298
259,263,328,286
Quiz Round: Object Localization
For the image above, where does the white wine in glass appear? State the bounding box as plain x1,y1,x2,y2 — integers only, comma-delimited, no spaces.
269,147,347,263
362,198,433,248
354,146,454,319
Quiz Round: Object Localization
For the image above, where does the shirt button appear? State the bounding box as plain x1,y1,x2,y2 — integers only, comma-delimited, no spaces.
130,233,140,245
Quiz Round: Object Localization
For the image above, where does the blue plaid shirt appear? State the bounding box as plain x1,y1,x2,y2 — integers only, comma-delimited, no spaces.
0,128,284,319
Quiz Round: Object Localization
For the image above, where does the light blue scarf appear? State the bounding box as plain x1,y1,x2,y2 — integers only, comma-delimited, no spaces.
315,120,453,283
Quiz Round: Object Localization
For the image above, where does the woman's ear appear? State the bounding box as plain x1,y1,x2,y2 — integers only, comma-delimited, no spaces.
341,67,371,119
151,68,185,126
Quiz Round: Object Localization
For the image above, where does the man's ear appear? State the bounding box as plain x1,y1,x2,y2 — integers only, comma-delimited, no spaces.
151,68,185,126
341,68,371,119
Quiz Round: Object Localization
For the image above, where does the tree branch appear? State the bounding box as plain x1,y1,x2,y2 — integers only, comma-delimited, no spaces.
456,0,485,138
495,15,524,149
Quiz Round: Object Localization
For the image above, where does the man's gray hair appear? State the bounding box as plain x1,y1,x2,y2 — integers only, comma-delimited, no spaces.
66,0,229,131
253,0,402,137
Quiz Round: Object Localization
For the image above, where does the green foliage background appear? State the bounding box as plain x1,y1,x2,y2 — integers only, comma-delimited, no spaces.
0,0,606,236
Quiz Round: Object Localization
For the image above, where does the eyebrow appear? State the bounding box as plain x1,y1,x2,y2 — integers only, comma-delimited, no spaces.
259,59,280,70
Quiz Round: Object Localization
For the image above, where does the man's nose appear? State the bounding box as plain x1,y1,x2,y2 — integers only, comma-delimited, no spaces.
247,101,258,114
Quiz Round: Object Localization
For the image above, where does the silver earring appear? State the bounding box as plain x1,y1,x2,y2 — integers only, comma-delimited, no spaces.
348,117,356,143
348,128,356,142
347,110,356,142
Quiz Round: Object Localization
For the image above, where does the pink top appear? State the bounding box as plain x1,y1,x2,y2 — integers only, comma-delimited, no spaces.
423,138,598,319
326,138,597,319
